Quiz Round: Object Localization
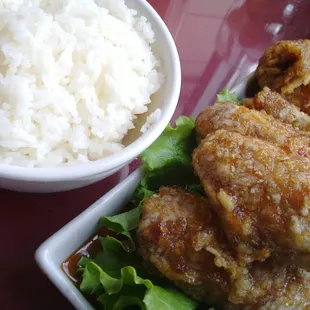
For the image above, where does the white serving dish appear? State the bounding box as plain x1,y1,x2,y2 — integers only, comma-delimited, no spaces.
35,76,251,309
0,0,181,193
35,168,143,310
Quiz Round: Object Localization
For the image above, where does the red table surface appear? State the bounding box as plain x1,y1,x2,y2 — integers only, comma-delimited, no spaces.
1,1,310,309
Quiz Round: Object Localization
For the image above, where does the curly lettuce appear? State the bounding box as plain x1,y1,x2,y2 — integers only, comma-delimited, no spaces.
141,116,199,189
79,236,198,310
216,88,242,104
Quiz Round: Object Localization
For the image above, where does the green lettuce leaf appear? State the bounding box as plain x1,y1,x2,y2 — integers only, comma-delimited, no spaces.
95,236,142,277
79,231,199,310
80,262,104,296
141,116,199,189
81,262,197,310
100,207,141,234
217,88,242,104
99,235,129,252
78,236,138,279
81,263,152,296
144,286,198,310
133,182,155,207
100,180,154,232
141,116,195,173
99,293,145,310
99,178,154,249
79,235,148,295
77,256,92,268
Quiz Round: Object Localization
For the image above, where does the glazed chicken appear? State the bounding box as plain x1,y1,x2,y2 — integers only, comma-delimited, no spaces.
195,101,310,160
256,40,310,114
138,39,310,309
244,87,310,132
137,187,310,309
138,187,235,309
193,128,310,267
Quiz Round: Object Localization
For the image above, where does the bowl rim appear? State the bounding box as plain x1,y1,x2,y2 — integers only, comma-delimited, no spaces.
0,0,181,182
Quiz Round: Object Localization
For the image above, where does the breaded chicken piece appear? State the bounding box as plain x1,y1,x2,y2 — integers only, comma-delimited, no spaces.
137,187,310,309
256,40,310,114
192,130,310,264
137,187,236,309
243,87,310,131
235,263,310,310
256,268,310,310
195,102,310,159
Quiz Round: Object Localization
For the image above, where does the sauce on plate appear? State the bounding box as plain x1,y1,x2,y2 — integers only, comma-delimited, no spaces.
62,227,111,283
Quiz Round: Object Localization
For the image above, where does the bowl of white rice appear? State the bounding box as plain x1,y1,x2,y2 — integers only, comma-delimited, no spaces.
0,0,181,192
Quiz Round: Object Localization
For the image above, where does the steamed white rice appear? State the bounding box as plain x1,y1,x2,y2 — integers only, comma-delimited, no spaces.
0,0,163,167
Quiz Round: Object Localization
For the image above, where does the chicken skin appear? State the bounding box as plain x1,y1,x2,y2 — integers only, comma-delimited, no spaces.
256,40,310,115
193,129,310,264
244,87,310,132
137,187,310,309
195,102,310,159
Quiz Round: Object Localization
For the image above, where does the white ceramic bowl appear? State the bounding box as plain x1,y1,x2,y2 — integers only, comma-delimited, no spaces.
0,0,181,193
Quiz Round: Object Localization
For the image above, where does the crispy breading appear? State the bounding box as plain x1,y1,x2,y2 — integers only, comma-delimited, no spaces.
195,102,310,160
255,268,310,310
193,129,310,264
244,87,310,131
137,187,310,309
256,40,310,114
137,187,236,309
233,262,310,309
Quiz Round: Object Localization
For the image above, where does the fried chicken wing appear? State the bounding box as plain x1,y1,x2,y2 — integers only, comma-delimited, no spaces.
192,129,310,264
137,187,310,309
243,87,310,131
256,40,310,114
195,102,310,159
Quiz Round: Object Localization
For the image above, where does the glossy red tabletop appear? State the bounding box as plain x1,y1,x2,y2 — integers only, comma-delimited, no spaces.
1,1,310,309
